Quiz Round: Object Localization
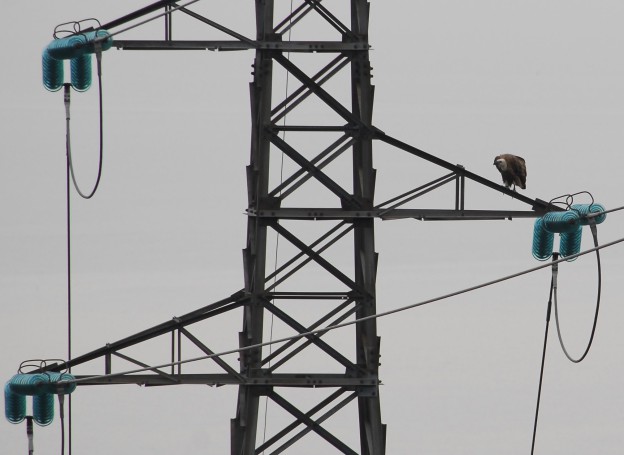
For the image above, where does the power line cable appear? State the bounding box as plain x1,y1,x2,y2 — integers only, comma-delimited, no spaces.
57,234,624,386
65,95,73,455
61,39,108,455
64,47,104,199
62,43,107,455
553,221,602,363
530,254,558,455
58,394,66,455
531,217,604,453
587,204,624,219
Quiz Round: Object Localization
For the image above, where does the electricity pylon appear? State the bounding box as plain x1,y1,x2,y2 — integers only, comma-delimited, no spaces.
37,1,556,454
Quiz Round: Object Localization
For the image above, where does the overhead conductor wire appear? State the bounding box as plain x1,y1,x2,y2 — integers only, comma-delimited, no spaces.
64,43,104,200
64,84,73,455
57,233,624,386
553,220,602,363
61,27,107,455
530,253,558,455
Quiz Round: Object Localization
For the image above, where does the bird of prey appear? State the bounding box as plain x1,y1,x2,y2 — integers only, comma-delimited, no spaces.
493,154,527,190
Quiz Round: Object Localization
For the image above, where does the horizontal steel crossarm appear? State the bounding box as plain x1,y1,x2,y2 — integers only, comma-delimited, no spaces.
175,4,256,45
99,1,255,45
255,388,355,454
380,208,553,220
37,292,247,373
262,298,361,374
72,373,377,387
114,40,251,51
270,390,359,455
375,172,457,210
267,41,368,51
377,175,458,216
98,0,179,31
385,210,541,220
271,125,356,132
374,132,561,211
113,40,367,52
267,291,351,299
249,207,548,220
276,55,563,213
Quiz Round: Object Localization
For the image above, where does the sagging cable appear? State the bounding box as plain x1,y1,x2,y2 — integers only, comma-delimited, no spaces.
64,48,105,199
553,219,602,363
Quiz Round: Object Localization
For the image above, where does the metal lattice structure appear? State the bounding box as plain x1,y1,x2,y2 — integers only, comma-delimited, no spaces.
37,1,559,454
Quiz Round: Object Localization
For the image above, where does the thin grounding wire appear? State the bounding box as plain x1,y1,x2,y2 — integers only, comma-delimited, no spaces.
19,359,68,375
266,12,294,358
263,4,294,450
549,191,593,210
547,193,624,220
54,19,102,39
58,234,624,386
274,1,315,35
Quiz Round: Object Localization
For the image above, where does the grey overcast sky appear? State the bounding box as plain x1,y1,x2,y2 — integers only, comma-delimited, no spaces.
2,1,624,454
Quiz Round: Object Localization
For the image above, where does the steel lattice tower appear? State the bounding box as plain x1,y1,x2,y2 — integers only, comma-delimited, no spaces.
35,1,556,454
232,2,384,453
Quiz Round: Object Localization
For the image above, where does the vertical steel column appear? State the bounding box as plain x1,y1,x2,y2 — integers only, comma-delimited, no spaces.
351,1,386,454
234,2,385,453
231,1,274,454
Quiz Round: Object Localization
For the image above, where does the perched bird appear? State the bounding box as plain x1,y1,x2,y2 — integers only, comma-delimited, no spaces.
493,154,527,190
